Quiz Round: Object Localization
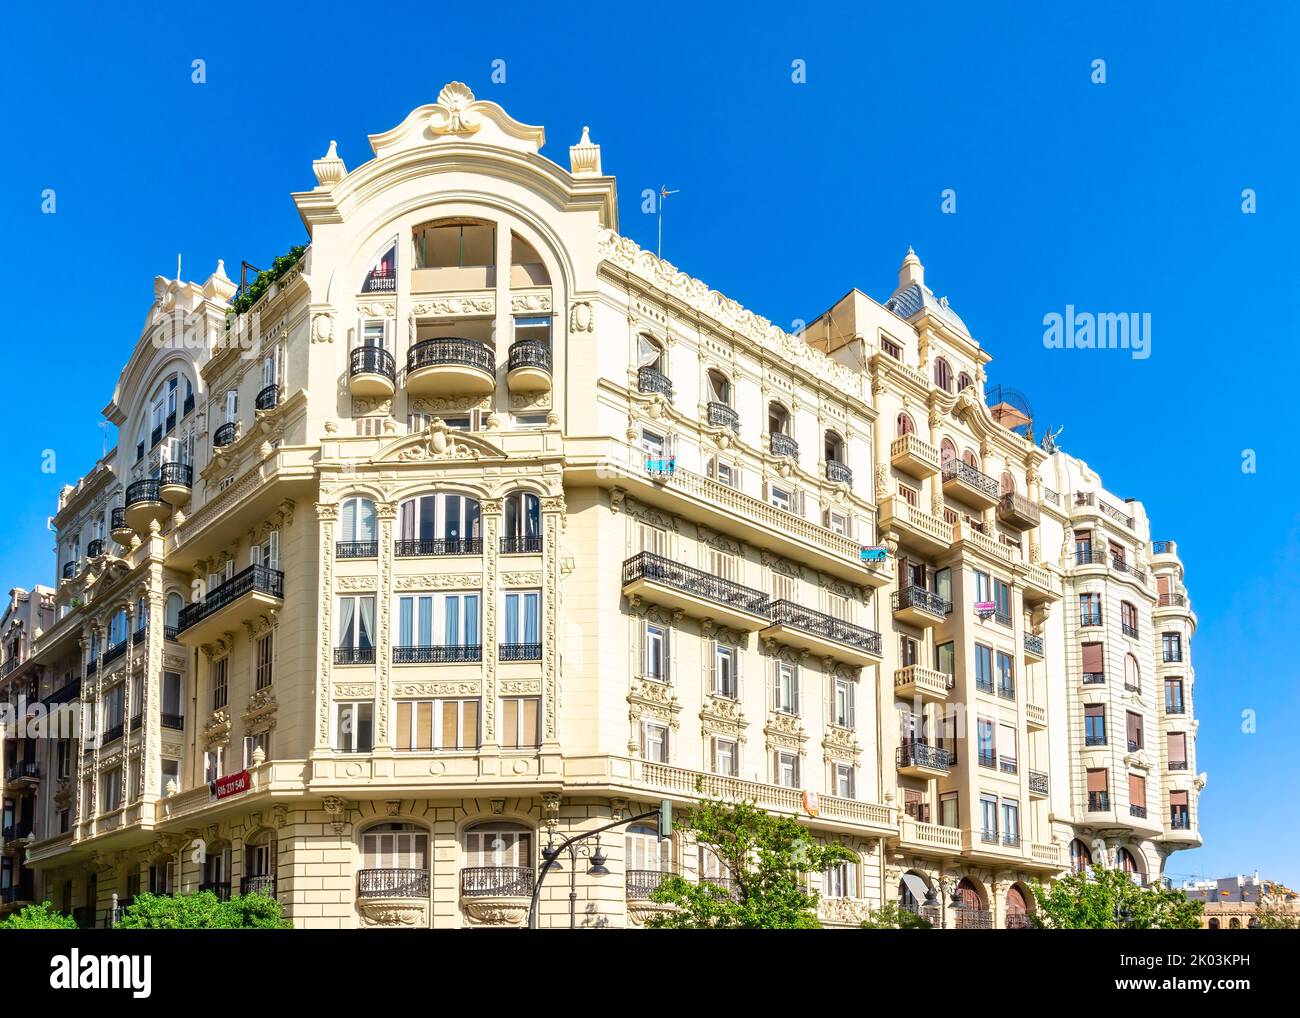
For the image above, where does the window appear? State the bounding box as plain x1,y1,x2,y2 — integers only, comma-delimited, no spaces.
1069,839,1091,874
712,737,738,776
625,823,671,873
962,449,979,468
100,768,122,813
395,699,480,751
1170,790,1190,828
514,314,551,349
706,368,731,405
881,336,902,359
897,482,918,506
1126,711,1144,752
974,643,994,693
999,723,1018,772
397,592,480,651
900,635,919,668
162,672,182,725
1001,800,1020,844
338,497,378,554
1162,632,1183,662
1167,731,1187,769
979,795,998,839
833,676,855,727
824,430,845,465
643,622,668,681
243,731,271,768
823,508,849,535
502,590,541,652
636,334,665,373
957,371,972,392
397,492,481,552
707,457,738,489
1087,768,1109,809
641,722,669,763
414,220,495,269
161,759,180,793
337,596,376,659
823,857,857,898
933,357,953,393
1082,641,1105,682
768,484,794,513
973,569,992,603
363,822,429,872
101,683,125,738
775,751,800,788
255,633,274,690
225,389,238,425
1128,773,1147,817
1120,601,1138,637
774,661,800,715
1080,592,1102,626
335,702,374,753
939,792,959,828
1124,653,1141,692
996,651,1015,698
1074,529,1094,562
362,243,396,292
768,401,791,436
251,530,280,570
1084,704,1107,745
706,546,739,583
833,762,855,798
503,491,541,547
636,520,667,556
936,641,955,679
977,718,995,766
211,657,228,711
993,578,1011,623
501,697,540,749
1164,678,1185,714
712,643,738,698
895,412,914,437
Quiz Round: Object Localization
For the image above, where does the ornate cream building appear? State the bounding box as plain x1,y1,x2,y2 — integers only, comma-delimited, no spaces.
0,82,1201,929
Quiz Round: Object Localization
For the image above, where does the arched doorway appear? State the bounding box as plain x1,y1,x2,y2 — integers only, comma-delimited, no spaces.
954,877,990,929
1006,884,1031,929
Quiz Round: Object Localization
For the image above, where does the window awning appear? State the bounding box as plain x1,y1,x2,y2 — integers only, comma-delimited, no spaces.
902,872,930,903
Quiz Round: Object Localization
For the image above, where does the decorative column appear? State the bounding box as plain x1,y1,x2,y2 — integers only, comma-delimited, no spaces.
541,494,565,751
480,497,503,749
142,588,166,800
314,502,337,751
927,403,944,518
375,501,397,750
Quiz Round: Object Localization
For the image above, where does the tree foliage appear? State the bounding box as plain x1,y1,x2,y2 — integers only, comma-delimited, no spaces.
859,901,933,929
0,901,79,929
1030,866,1203,929
646,796,854,929
113,890,290,929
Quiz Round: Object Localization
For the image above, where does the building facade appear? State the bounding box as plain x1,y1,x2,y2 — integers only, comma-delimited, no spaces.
0,82,1201,929
1184,874,1298,929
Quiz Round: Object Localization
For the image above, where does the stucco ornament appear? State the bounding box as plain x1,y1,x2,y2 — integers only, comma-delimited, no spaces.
431,82,482,135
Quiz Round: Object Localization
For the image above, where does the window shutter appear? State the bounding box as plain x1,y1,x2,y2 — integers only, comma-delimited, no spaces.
268,530,280,570
226,390,238,423
1128,774,1146,809
1086,768,1108,792
340,499,356,543
1081,642,1104,673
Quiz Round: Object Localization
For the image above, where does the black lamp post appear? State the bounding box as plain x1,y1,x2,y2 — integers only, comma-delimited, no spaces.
924,877,967,929
542,832,610,929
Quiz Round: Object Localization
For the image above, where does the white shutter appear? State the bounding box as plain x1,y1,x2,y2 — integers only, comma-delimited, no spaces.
340,499,357,542
224,560,234,583
225,390,238,423
250,543,261,567
268,530,280,570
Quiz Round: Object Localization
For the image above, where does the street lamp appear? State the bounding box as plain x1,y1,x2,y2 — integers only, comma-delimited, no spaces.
542,832,610,929
923,877,967,929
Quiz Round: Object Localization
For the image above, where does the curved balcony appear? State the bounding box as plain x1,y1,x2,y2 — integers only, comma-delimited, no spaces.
110,506,133,544
86,538,104,558
158,461,192,507
1024,633,1045,658
254,384,280,411
175,564,284,646
626,869,674,900
637,365,672,397
622,551,771,631
762,599,881,666
349,345,396,398
705,401,740,432
941,459,1000,509
406,338,495,395
124,478,171,533
358,868,429,899
769,432,799,460
213,421,238,448
825,460,852,486
506,340,552,392
891,584,951,627
460,866,533,927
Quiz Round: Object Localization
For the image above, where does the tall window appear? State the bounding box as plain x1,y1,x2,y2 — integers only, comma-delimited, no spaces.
1126,711,1144,751
711,737,738,776
1080,592,1102,625
335,702,374,752
895,412,914,437
337,596,376,660
211,657,228,711
1001,800,1020,844
162,672,183,726
833,677,855,728
1120,601,1138,636
775,751,800,788
501,697,540,749
1124,653,1141,692
641,722,669,763
712,643,738,698
502,591,540,651
976,719,995,766
996,651,1015,698
643,621,668,681
823,857,858,898
100,768,123,813
832,762,855,798
625,824,671,873
362,823,428,873
465,822,532,871
979,796,998,838
256,633,273,690
1164,678,1185,713
933,357,953,393
503,491,541,548
1084,704,1107,745
1162,632,1183,662
974,643,994,692
1069,839,1091,874
250,530,279,570
338,497,377,555
395,699,479,751
774,661,799,715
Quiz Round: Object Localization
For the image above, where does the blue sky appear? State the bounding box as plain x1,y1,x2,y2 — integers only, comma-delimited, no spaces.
2,1,1296,885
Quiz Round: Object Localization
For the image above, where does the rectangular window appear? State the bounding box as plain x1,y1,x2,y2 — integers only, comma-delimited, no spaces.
1167,731,1187,768
1162,632,1183,662
1075,529,1093,561
1001,800,1020,843
936,641,955,678
211,657,228,711
993,578,1010,622
823,860,856,898
706,547,739,583
974,643,994,693
502,697,541,749
1164,678,1185,713
977,718,995,766
833,677,855,728
641,722,669,763
940,792,959,828
775,751,800,789
100,768,122,813
900,635,920,668
502,590,541,651
999,723,1018,771
768,485,792,513
897,483,918,507
979,795,998,839
396,699,479,751
775,661,799,715
1082,641,1105,682
162,672,183,725
637,521,667,556
204,747,223,783
335,702,374,753
1080,593,1102,626
833,762,855,798
712,737,738,776
1085,704,1107,744
1128,773,1147,814
824,509,849,536
1126,711,1144,751
770,571,797,603
243,731,271,769
712,643,738,698
973,570,992,603
255,633,273,690
397,592,480,649
996,651,1015,698
643,622,668,681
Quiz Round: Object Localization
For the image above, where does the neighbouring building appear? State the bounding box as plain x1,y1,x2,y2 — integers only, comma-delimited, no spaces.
0,82,1202,929
1184,874,1298,929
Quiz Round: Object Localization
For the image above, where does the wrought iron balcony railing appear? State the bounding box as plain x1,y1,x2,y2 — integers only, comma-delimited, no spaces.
499,642,542,661
621,551,770,617
1024,633,1044,655
767,599,881,657
176,564,284,633
254,384,279,411
86,539,104,558
460,866,533,898
769,432,799,459
125,478,162,507
1079,611,1103,627
825,460,853,485
1130,804,1147,818
891,585,952,617
240,875,277,897
394,538,482,557
350,344,396,381
334,646,376,665
393,645,482,664
500,534,543,554
508,339,552,375
111,506,128,533
941,458,999,500
626,869,674,899
407,337,495,375
636,365,672,397
1028,769,1049,795
213,422,237,447
1088,791,1110,811
336,541,379,559
897,741,951,771
706,401,740,432
1169,811,1191,830
358,868,429,898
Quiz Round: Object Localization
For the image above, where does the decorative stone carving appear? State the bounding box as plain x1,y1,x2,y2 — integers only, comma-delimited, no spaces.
312,313,334,344
313,140,346,188
430,81,482,135
569,126,602,176
511,293,552,313
570,301,593,332
764,710,807,753
501,571,542,586
410,295,494,316
335,575,377,592
462,900,529,926
394,573,482,591
358,900,427,928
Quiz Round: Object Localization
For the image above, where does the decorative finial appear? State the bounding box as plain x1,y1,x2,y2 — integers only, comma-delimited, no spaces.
313,139,347,188
570,125,602,177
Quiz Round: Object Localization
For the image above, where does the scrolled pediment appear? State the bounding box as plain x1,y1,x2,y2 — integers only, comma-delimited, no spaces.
376,421,507,465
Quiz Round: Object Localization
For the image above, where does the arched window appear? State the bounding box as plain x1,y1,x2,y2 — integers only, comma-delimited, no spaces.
108,608,130,649
706,369,731,406
768,401,791,436
360,823,429,899
1208,918,1220,930
510,231,550,286
1125,653,1141,692
1113,848,1137,876
1006,885,1031,929
637,334,665,373
362,242,397,293
397,492,481,554
954,878,987,928
957,371,973,392
165,593,184,631
338,496,377,556
463,822,533,895
1069,838,1092,874
824,430,845,464
940,437,957,464
1229,918,1241,929
962,449,979,468
201,843,233,900
625,823,672,898
898,872,931,914
822,853,859,898
243,830,278,895
895,412,914,438
1000,471,1015,496
503,491,541,547
933,357,953,393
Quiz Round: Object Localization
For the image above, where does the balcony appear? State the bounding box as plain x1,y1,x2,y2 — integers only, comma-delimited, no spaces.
254,384,280,411
899,817,963,853
395,537,482,557
43,679,80,706
825,460,853,486
500,535,543,554
891,585,951,627
941,459,1000,509
1084,734,1107,747
1129,804,1147,818
348,345,397,398
769,432,799,460
506,340,552,392
175,564,285,646
406,338,495,395
996,492,1040,531
632,365,670,399
1026,703,1047,729
240,875,277,897
86,538,104,558
334,646,376,666
110,506,133,544
1023,633,1044,658
61,560,77,580
890,434,940,478
893,665,953,704
762,600,881,666
500,642,542,662
460,866,533,898
1028,769,1049,796
705,401,740,433
878,495,952,557
198,882,231,902
162,712,185,730
1165,701,1185,715
124,478,171,533
393,645,482,664
621,551,770,631
626,869,674,900
158,461,193,507
213,421,237,448
4,762,40,785
359,868,429,899
1079,611,1103,628
336,540,378,559
1167,759,1188,772
1087,791,1110,812
896,741,952,778
361,269,396,294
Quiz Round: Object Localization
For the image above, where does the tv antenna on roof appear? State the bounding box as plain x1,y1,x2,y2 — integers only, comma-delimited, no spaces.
657,185,680,259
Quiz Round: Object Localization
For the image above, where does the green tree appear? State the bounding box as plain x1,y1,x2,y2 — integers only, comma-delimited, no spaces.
228,245,307,316
114,890,291,929
1030,866,1203,929
646,796,854,929
860,901,933,929
1252,900,1300,929
0,901,79,929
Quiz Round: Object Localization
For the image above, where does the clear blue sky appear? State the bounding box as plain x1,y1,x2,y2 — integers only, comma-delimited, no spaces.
2,1,1296,885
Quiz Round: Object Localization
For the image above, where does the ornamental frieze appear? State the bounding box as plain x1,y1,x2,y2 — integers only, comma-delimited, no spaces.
392,681,480,697
393,573,482,591
764,711,807,753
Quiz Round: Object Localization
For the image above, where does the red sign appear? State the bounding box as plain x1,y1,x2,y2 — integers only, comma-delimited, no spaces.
212,770,251,800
